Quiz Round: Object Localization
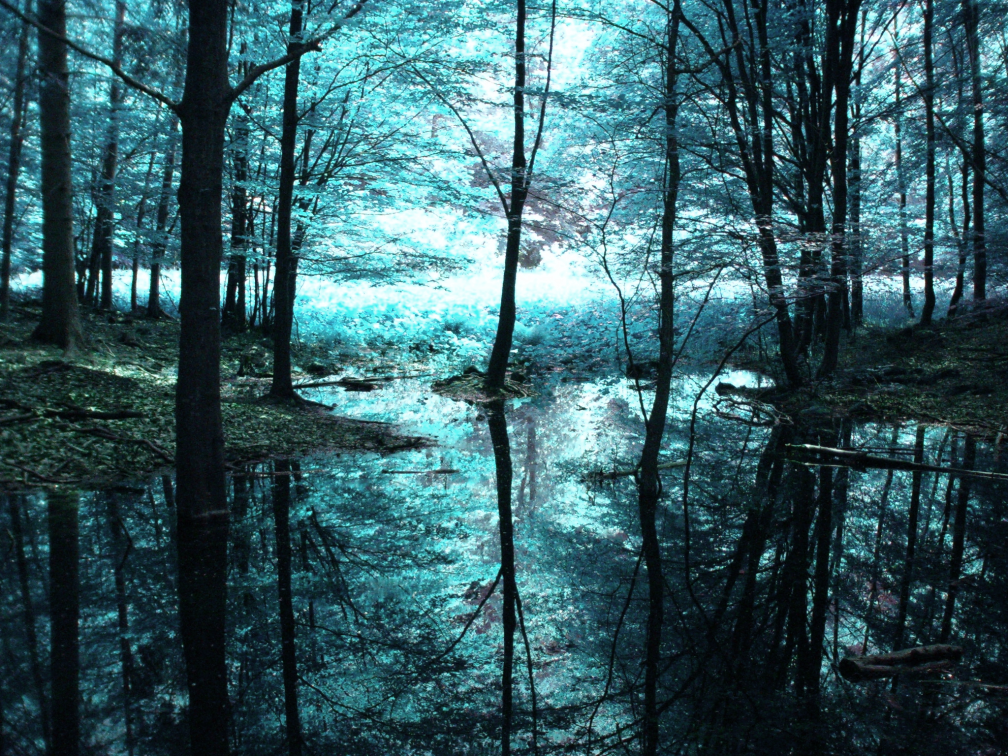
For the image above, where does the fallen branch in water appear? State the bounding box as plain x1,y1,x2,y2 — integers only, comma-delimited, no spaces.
839,644,963,682
786,444,1008,482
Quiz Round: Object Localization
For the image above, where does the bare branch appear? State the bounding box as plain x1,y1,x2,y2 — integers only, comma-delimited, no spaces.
0,0,178,111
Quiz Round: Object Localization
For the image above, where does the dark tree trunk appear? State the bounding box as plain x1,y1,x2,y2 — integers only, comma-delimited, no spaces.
131,151,157,314
49,489,80,756
223,102,248,333
920,0,936,324
487,404,517,755
636,9,679,753
174,1,233,753
783,466,814,692
893,25,913,318
270,3,305,399
819,0,861,377
106,493,136,756
88,0,126,311
849,14,865,328
273,460,302,756
0,3,29,320
893,426,926,650
964,0,985,301
485,0,534,392
8,496,50,751
946,153,970,318
148,113,179,318
32,0,83,349
940,435,974,641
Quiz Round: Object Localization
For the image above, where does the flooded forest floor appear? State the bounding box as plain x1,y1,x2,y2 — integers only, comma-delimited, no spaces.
0,302,424,490
3,297,1007,491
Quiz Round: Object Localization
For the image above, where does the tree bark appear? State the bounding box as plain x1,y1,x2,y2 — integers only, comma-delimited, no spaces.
174,1,233,753
819,0,861,377
87,0,126,311
147,112,178,318
131,151,157,313
106,493,136,756
0,2,29,320
49,489,80,756
273,460,302,756
920,0,936,324
270,2,305,398
849,10,866,328
222,89,248,334
964,0,985,301
894,23,913,318
32,0,83,349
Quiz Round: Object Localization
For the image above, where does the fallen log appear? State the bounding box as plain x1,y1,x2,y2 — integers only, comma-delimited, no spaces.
786,444,1008,482
381,468,460,475
839,644,963,682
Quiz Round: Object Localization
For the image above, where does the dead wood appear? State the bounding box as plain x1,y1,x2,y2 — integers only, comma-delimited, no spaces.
839,644,963,682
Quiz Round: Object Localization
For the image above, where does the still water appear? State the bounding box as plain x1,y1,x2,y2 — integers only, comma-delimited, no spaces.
3,368,1006,754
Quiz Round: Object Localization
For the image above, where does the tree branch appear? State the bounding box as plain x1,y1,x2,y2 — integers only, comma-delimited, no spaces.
227,0,371,105
0,0,178,112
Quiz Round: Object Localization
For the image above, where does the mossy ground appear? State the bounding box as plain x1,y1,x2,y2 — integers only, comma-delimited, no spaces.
0,302,424,491
775,303,1008,435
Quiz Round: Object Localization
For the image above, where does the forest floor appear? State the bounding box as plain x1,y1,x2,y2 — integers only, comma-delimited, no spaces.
0,302,425,491
772,301,1008,435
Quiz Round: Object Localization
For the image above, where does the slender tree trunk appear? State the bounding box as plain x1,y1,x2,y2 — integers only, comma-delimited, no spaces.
270,2,305,398
894,426,926,650
223,95,248,333
131,151,157,314
106,494,136,756
147,114,178,318
819,0,860,377
894,28,913,318
49,489,80,756
783,465,814,691
273,460,302,756
946,153,970,318
806,464,833,704
920,0,936,324
174,2,233,753
0,3,29,320
32,0,83,349
940,435,974,641
636,10,679,753
8,496,51,751
964,0,985,301
487,404,517,756
485,0,533,392
89,0,126,311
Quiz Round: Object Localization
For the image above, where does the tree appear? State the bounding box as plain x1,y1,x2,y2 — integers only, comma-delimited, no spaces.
964,0,984,301
919,0,936,324
32,0,83,349
0,0,29,319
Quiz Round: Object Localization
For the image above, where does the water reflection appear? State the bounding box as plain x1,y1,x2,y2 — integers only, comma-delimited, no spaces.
2,376,1007,754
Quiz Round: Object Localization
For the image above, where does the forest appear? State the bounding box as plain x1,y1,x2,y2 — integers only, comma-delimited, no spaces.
0,0,1006,753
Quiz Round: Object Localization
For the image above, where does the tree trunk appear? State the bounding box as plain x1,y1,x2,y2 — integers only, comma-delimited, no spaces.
270,2,305,398
946,153,970,318
920,0,936,324
89,0,126,311
0,3,29,320
106,493,136,756
894,25,913,318
32,0,83,349
849,13,864,328
940,435,974,641
223,51,248,334
49,489,80,756
819,0,860,377
487,404,517,755
131,151,157,314
174,1,233,753
806,464,833,702
893,425,926,650
273,460,302,756
148,113,178,318
964,0,985,301
636,10,679,753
